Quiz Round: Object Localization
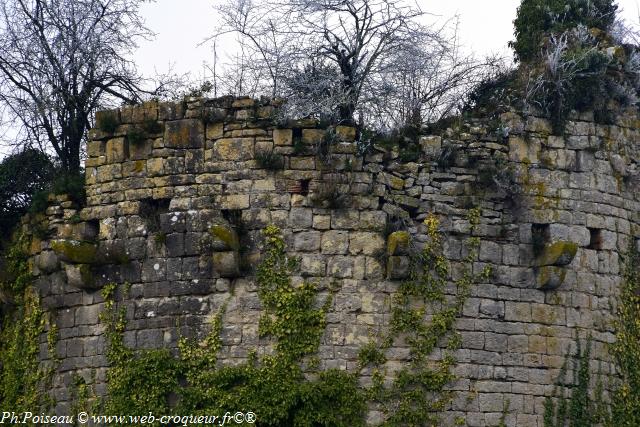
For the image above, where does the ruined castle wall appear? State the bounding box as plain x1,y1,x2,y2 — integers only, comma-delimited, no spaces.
28,96,640,426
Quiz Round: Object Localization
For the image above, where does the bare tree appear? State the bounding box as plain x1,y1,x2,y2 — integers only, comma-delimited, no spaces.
215,0,443,125
214,0,499,131
0,0,170,174
367,17,504,131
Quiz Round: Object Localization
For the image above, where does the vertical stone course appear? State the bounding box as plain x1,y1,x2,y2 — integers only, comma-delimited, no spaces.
25,96,640,425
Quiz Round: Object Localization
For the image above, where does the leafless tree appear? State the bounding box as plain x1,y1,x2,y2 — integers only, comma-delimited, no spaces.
215,0,441,125
0,0,172,174
367,17,505,131
214,0,500,130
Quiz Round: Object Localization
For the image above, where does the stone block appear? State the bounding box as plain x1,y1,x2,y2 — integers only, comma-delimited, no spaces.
332,210,359,229
335,125,356,142
128,138,152,160
386,231,410,256
210,225,240,251
106,137,127,163
328,256,354,278
164,119,204,148
313,214,331,230
212,251,241,277
302,128,325,145
365,257,384,279
349,232,385,255
300,255,326,277
293,231,322,252
321,230,349,254
290,156,315,169
51,240,98,264
535,266,567,290
213,138,254,161
146,158,164,176
87,141,104,158
273,128,293,146
75,304,102,325
534,241,577,267
65,264,97,290
479,241,502,263
289,208,313,228
35,251,59,273
420,135,442,157
218,195,250,210
206,122,224,140
378,172,404,190
509,136,539,163
387,256,410,279
359,211,387,231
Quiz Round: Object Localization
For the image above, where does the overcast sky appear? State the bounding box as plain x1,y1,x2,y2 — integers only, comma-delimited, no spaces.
134,0,640,82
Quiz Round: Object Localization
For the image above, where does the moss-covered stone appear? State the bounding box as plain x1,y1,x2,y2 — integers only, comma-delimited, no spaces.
534,241,578,267
335,125,356,142
387,231,410,256
210,225,240,251
164,119,204,148
65,264,97,290
536,266,567,290
212,251,240,277
51,240,98,264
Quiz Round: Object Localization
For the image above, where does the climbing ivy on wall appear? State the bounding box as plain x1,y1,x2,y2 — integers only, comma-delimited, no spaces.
100,225,365,425
96,216,488,425
542,242,640,427
0,211,494,425
543,337,609,427
609,242,640,427
361,209,491,426
0,234,55,411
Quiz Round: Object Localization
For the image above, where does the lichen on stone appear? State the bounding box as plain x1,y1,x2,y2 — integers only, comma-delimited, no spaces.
209,225,240,251
386,231,410,256
51,240,98,264
534,241,578,267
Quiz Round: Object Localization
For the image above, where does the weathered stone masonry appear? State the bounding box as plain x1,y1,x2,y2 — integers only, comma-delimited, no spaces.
25,95,640,426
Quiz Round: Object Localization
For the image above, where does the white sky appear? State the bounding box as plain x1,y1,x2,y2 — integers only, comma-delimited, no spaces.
134,0,640,82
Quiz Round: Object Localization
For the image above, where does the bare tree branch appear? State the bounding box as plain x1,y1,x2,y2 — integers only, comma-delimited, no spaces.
0,0,171,173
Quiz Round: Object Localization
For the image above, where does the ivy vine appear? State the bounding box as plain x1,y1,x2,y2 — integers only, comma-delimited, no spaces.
0,233,56,411
609,242,640,426
361,208,491,426
99,225,365,425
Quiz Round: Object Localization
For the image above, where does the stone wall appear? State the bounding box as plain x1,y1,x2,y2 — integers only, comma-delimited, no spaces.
26,95,640,426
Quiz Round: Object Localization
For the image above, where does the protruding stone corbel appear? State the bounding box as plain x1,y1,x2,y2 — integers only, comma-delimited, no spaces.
210,224,242,277
386,231,411,280
533,241,577,290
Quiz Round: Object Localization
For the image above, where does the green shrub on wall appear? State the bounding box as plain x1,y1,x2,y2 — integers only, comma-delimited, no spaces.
511,0,617,62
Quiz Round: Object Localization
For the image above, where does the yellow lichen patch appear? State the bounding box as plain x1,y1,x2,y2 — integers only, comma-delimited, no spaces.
51,240,98,264
210,225,240,251
534,241,578,267
386,231,410,256
133,160,146,173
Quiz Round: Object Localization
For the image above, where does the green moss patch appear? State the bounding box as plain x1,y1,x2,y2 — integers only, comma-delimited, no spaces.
210,225,240,251
386,231,410,256
534,241,578,267
51,240,98,264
